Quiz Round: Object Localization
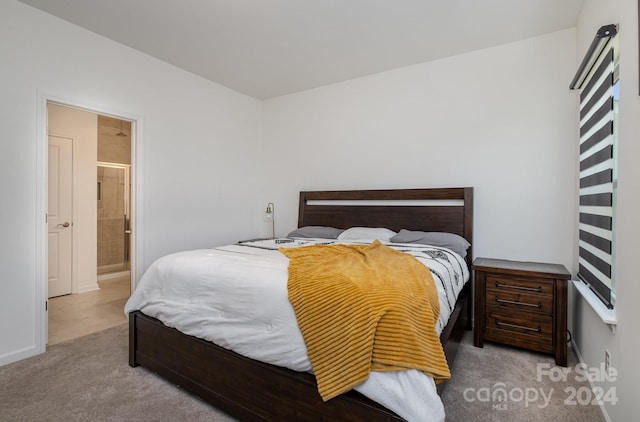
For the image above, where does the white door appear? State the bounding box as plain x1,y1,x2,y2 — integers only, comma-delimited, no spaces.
48,136,73,298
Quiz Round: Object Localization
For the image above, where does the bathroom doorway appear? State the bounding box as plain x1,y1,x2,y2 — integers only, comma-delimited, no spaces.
46,107,136,346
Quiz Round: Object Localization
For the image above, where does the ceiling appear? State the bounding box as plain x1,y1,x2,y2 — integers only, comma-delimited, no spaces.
19,0,585,100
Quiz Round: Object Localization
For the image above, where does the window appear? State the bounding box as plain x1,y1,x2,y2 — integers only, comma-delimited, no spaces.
570,24,619,309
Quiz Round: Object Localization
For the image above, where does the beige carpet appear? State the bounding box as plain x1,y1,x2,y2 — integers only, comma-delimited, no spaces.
443,332,604,421
0,324,234,422
0,324,603,421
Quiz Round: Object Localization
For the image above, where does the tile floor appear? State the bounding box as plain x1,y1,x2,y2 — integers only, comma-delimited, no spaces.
48,275,131,346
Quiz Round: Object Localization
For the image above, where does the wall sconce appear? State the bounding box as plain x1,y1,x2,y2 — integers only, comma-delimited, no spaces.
569,24,618,90
265,202,275,239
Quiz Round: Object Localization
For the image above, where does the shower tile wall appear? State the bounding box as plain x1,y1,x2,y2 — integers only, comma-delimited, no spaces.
98,116,131,164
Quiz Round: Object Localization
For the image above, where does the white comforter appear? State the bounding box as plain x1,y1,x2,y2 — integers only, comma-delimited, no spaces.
125,238,469,422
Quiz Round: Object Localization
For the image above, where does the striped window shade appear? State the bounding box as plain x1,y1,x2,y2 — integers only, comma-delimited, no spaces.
573,26,618,309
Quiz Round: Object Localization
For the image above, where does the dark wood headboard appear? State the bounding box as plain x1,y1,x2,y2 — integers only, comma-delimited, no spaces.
298,187,473,266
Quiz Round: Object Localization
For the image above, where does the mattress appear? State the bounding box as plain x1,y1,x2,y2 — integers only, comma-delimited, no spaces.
124,238,469,422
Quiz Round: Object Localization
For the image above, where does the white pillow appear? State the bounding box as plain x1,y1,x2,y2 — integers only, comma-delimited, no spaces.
337,227,397,242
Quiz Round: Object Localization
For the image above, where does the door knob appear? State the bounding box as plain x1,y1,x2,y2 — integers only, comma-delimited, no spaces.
58,222,70,228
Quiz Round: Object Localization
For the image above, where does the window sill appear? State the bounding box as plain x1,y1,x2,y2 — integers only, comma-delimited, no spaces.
572,280,617,332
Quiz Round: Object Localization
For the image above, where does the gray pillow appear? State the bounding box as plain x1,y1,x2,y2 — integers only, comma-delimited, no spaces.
287,226,345,239
391,229,470,258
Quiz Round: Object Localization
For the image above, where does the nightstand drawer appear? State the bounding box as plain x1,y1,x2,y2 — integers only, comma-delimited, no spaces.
486,288,553,314
485,308,553,349
487,275,554,296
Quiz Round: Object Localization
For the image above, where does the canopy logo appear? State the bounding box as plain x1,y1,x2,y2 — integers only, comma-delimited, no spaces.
463,363,618,411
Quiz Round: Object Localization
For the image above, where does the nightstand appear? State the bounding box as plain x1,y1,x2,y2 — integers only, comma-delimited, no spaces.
473,257,571,366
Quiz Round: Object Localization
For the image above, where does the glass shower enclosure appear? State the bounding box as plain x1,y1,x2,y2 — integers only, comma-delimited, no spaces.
97,162,131,275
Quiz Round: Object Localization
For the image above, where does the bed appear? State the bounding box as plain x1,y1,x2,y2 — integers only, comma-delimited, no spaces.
127,187,474,421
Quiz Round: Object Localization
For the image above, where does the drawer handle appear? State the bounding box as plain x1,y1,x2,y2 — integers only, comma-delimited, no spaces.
495,296,542,308
495,281,542,292
495,319,541,333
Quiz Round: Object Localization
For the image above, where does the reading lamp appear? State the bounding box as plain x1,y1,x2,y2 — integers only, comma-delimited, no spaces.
569,24,618,90
265,202,275,239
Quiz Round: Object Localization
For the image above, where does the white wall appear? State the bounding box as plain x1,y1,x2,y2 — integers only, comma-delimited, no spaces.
573,1,640,420
0,0,263,365
48,103,99,294
263,29,578,271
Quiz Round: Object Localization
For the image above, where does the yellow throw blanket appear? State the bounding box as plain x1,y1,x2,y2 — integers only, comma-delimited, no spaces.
281,240,450,401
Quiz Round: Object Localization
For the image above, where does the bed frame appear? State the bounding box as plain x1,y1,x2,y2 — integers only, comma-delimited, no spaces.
129,187,473,421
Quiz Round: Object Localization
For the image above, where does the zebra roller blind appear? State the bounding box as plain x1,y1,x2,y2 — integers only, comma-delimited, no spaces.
573,26,618,309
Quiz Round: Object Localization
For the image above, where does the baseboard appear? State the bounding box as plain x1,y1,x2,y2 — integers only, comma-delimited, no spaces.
570,338,611,422
76,284,100,294
0,345,38,367
98,270,130,282
98,263,128,274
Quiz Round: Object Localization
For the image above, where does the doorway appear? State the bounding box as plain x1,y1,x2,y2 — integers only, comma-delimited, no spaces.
43,100,139,346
